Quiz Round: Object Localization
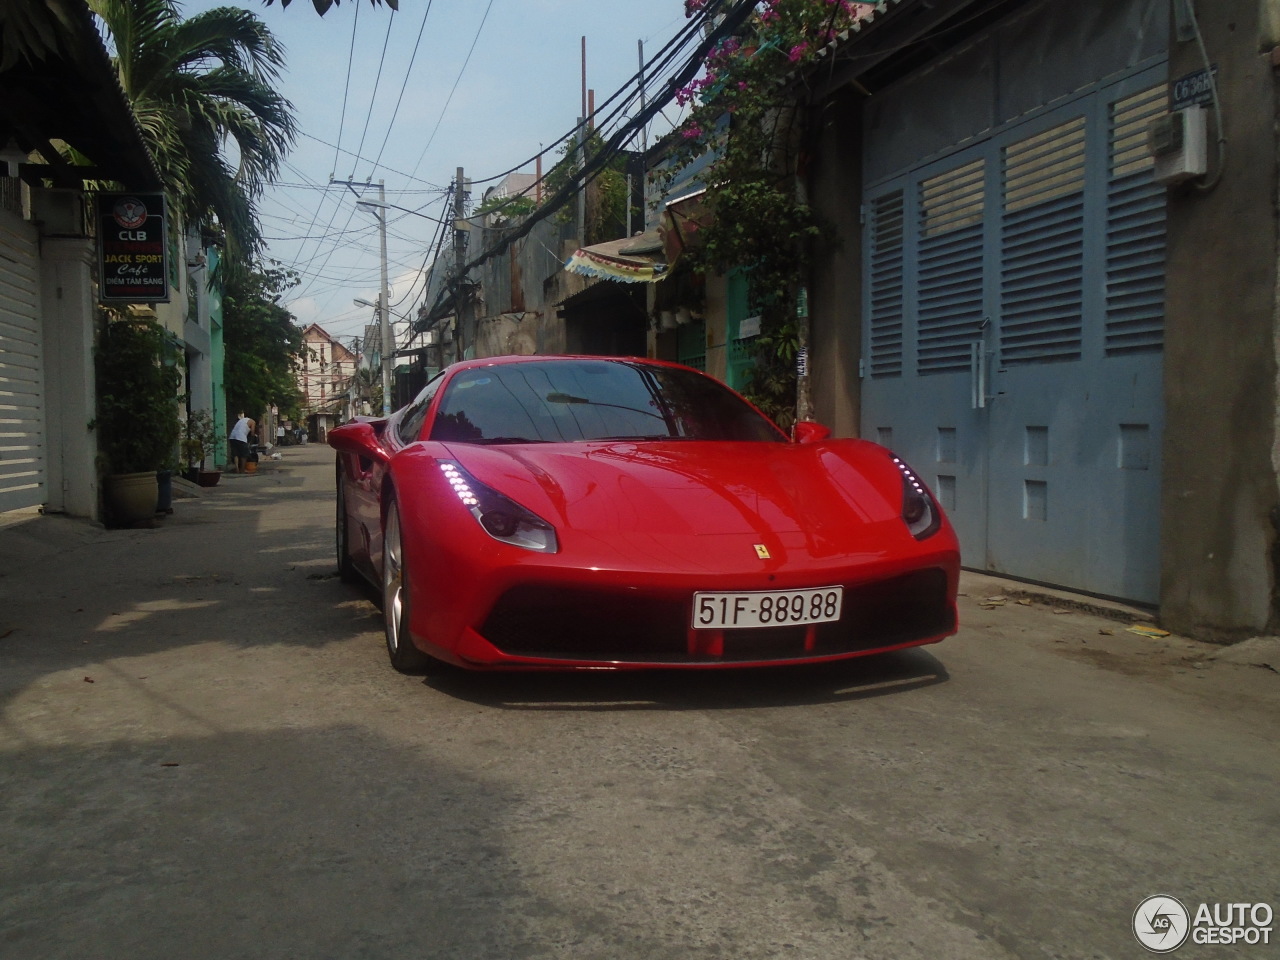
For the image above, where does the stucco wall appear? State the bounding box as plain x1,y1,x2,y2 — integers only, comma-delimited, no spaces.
471,216,576,358
1160,0,1280,638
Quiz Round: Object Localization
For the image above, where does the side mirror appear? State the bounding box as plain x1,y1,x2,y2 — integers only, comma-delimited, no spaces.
792,420,832,445
328,420,387,462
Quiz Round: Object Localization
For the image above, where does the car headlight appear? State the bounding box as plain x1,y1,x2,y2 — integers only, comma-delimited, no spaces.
892,456,942,540
438,460,558,553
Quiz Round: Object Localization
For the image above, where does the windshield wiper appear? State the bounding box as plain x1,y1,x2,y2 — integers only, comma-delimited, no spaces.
545,393,664,420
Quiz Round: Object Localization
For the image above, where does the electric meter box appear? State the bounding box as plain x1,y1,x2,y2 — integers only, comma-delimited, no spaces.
1148,106,1208,185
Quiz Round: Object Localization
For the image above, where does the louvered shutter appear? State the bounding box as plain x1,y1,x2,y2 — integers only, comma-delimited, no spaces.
1105,84,1166,355
999,116,1086,365
867,190,905,378
916,158,986,375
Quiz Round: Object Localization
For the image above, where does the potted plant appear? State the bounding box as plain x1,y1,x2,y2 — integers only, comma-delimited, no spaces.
94,315,182,524
181,408,221,486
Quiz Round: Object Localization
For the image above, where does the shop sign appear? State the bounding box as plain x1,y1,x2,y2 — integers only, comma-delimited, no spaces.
97,193,170,302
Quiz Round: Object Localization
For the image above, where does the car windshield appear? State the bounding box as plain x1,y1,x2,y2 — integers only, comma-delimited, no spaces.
429,359,785,444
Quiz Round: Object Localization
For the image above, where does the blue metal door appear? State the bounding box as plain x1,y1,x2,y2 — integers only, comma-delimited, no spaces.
862,68,1166,603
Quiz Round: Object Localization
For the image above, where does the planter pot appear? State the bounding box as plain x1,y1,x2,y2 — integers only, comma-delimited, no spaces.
104,471,159,525
196,470,221,488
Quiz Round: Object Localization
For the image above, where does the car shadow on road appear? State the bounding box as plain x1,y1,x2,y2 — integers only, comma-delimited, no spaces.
425,647,950,712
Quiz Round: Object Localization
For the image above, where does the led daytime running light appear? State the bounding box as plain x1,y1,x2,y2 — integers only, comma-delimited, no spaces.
892,456,941,540
440,461,480,507
893,457,928,498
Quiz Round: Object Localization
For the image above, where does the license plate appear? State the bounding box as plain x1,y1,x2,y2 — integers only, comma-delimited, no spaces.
692,587,843,630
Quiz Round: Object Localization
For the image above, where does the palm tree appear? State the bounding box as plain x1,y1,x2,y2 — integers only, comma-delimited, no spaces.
89,0,297,267
265,0,396,13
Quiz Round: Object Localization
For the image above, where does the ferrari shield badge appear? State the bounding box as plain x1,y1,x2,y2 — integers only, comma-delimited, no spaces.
754,544,771,559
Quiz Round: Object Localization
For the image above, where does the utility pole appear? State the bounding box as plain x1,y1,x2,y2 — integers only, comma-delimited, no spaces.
336,176,393,415
453,167,467,360
578,37,587,245
376,180,391,414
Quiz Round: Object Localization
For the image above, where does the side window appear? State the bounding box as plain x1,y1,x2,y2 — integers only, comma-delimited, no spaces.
397,374,444,444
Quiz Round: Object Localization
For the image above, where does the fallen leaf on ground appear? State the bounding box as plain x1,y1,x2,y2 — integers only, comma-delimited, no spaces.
1127,625,1170,638
83,676,94,683
1099,629,1114,636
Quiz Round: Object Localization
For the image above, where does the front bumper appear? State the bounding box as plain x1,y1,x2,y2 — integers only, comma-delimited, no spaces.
446,566,957,670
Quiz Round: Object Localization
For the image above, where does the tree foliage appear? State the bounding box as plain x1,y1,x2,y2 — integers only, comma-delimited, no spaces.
260,0,397,13
349,365,382,413
541,130,635,245
90,0,297,271
94,315,183,473
474,192,536,226
221,262,306,422
659,0,865,427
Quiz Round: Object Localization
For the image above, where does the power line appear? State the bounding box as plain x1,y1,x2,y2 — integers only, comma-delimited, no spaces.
331,0,360,178
466,2,716,188
405,0,496,184
300,133,447,189
350,6,396,178
369,0,436,176
418,0,756,328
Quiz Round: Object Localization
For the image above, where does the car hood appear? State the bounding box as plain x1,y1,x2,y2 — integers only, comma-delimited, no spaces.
443,440,905,565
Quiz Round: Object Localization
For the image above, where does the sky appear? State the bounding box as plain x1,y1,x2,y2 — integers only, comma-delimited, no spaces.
177,0,700,349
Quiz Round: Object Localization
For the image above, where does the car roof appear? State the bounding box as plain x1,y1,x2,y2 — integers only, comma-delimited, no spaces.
443,354,692,375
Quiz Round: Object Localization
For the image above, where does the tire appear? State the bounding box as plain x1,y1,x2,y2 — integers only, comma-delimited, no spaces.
336,463,359,584
382,495,435,673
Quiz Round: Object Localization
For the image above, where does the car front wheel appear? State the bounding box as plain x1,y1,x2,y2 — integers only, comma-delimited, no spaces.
382,495,434,673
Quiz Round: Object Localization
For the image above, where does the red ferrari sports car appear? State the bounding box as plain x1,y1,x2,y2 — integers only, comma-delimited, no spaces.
329,355,960,672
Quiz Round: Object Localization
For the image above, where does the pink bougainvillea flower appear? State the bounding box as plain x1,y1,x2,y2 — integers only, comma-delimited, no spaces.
788,43,810,62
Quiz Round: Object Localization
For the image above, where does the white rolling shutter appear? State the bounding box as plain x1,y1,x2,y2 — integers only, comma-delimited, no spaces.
0,210,46,511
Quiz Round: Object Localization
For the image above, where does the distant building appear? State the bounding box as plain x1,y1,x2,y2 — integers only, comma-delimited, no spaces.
298,323,359,439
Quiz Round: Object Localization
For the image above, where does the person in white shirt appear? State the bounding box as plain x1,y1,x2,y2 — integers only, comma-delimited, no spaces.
228,412,255,473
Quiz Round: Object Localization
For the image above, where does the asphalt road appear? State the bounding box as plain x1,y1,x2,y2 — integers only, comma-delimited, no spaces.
1,442,1276,960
